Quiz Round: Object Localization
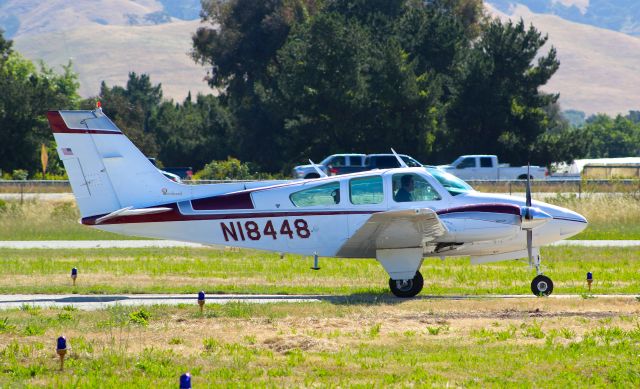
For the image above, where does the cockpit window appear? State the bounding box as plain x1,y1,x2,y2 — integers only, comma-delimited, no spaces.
427,167,474,196
290,182,341,207
392,173,441,202
349,176,384,205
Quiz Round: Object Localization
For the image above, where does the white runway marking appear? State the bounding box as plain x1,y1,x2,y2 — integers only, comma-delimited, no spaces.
0,294,636,310
0,240,638,249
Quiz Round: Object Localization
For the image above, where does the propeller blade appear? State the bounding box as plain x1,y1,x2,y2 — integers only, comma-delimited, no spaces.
527,229,533,265
525,163,532,208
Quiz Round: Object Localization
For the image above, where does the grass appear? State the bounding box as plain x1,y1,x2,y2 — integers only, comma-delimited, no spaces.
0,299,638,387
0,246,637,295
0,200,139,240
545,193,640,239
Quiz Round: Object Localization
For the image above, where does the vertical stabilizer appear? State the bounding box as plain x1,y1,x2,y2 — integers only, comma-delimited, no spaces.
48,109,186,218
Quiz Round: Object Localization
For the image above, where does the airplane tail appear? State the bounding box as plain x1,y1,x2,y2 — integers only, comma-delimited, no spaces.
47,109,186,218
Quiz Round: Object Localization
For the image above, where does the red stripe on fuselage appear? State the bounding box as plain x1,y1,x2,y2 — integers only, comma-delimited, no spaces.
82,202,524,226
82,207,377,225
436,203,521,216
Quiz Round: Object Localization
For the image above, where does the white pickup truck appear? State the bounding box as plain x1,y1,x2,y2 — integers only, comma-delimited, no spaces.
438,155,548,180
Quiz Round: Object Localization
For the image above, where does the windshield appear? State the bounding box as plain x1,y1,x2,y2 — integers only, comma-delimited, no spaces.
426,167,474,196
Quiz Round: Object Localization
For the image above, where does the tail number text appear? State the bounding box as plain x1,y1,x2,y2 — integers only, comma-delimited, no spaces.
221,219,310,242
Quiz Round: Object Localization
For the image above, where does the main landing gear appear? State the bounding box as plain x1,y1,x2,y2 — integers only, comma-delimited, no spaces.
530,255,553,296
389,271,424,298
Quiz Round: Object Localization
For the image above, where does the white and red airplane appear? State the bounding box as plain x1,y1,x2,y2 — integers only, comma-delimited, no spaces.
48,108,587,297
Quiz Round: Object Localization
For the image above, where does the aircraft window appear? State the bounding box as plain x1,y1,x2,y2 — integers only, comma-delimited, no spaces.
427,167,473,196
392,173,441,202
290,182,341,207
349,176,384,205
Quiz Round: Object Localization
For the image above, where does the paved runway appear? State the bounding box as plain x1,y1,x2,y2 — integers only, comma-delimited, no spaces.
0,293,636,310
0,239,639,249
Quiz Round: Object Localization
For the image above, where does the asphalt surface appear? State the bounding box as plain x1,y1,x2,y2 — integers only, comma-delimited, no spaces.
0,240,639,249
0,294,636,310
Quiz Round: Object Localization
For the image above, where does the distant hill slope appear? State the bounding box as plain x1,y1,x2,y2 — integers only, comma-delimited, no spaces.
488,4,640,115
1,0,209,102
13,20,211,101
489,0,640,36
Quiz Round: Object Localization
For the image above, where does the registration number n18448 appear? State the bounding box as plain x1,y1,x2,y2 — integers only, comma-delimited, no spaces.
220,219,310,242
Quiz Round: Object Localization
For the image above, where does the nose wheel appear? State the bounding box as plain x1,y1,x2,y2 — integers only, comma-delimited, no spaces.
531,274,553,296
389,271,424,298
530,255,553,296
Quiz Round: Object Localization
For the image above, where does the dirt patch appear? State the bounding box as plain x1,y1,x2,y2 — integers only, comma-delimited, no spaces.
262,335,336,353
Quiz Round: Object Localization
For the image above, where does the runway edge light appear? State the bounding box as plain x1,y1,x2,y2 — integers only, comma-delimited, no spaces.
180,372,192,388
71,267,78,286
198,291,205,314
56,336,67,371
587,272,593,292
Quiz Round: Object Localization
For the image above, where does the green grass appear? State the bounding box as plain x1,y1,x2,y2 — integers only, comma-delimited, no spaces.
0,246,637,295
0,200,139,240
0,303,638,387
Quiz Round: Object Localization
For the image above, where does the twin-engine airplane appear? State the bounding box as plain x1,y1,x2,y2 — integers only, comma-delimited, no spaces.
48,108,587,297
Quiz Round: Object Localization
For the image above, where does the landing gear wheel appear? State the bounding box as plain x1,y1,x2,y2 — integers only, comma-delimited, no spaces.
389,271,424,298
531,275,553,296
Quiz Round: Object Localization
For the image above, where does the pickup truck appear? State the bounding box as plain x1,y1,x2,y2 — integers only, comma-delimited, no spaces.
292,153,423,179
438,155,548,180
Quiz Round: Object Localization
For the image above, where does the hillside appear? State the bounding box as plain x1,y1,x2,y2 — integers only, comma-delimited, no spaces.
489,0,640,36
13,20,210,101
488,4,640,115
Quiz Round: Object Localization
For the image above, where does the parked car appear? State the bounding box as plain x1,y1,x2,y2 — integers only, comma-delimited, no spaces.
292,153,423,179
438,155,548,180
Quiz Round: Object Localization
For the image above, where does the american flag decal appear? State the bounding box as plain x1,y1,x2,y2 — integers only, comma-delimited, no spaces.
62,148,73,156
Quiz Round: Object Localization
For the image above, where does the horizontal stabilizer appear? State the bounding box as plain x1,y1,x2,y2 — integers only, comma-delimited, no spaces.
95,206,173,225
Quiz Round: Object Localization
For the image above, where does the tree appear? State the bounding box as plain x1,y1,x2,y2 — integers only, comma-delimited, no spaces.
192,0,317,171
0,30,80,175
87,73,163,157
150,94,233,170
444,19,560,165
275,11,442,163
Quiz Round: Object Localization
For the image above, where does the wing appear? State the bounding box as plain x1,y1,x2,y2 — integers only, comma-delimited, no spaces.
337,208,446,258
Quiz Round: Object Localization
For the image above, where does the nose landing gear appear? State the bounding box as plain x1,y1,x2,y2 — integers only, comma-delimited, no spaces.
389,271,424,298
530,255,553,296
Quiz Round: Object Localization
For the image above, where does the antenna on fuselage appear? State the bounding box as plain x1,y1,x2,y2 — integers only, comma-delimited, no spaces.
309,159,328,178
390,148,408,168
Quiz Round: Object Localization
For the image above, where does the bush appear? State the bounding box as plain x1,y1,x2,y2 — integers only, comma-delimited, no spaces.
193,157,255,180
11,170,28,180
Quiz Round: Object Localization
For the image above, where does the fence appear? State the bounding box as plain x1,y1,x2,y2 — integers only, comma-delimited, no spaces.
2,178,640,199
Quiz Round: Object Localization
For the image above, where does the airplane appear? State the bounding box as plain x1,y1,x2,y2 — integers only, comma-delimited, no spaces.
47,107,588,298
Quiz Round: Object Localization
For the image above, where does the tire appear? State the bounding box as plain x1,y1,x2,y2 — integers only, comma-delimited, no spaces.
518,174,533,180
304,173,320,179
531,274,553,296
389,271,424,298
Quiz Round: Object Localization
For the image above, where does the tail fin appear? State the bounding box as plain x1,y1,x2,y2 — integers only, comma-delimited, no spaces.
48,109,185,218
